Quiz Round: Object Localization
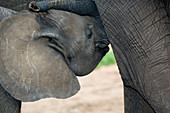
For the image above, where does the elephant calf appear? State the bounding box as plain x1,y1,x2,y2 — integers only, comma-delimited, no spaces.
0,7,109,113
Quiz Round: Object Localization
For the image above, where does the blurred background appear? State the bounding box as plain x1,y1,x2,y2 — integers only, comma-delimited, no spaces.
21,46,124,113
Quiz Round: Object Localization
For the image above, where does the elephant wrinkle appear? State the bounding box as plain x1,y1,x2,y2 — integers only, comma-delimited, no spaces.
1,0,169,113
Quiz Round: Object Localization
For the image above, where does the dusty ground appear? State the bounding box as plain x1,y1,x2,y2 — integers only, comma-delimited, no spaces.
21,65,124,113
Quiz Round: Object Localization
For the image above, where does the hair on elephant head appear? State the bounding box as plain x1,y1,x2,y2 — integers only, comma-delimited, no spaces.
0,7,109,102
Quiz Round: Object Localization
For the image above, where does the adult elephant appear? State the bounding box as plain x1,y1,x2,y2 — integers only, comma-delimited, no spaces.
26,0,170,113
0,6,109,113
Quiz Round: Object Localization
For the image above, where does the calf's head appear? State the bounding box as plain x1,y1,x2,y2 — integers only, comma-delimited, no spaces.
0,10,109,102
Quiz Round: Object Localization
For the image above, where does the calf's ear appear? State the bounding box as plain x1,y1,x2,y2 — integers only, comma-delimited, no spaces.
0,13,80,102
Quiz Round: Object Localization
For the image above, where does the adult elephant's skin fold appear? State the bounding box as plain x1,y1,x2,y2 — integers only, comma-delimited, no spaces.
0,7,109,102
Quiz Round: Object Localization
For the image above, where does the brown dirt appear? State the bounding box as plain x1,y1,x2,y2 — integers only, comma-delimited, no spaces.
21,65,124,113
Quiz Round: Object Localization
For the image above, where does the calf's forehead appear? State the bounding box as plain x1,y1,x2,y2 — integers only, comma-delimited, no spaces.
48,10,96,37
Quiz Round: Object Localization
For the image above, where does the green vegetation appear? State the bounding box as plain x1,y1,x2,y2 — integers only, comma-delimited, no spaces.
96,51,116,69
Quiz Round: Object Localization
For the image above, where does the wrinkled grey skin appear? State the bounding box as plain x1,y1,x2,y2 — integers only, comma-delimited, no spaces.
0,6,109,113
0,0,169,113
17,0,169,113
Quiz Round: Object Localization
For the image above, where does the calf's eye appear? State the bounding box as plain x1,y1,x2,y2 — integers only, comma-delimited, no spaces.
85,28,93,39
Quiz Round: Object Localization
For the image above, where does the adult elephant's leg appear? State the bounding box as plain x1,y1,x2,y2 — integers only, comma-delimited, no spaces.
96,0,170,112
124,86,155,113
0,84,21,113
113,46,156,113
